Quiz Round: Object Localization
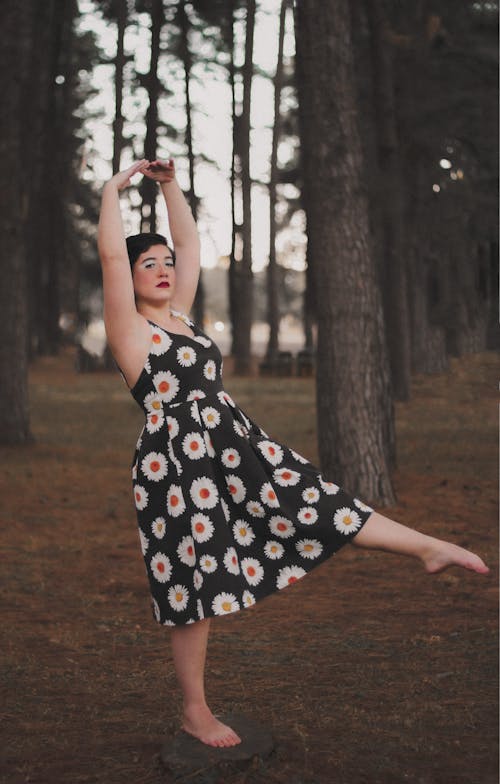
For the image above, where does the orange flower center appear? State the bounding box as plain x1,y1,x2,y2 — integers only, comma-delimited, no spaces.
152,400,161,410
269,446,275,455
247,566,256,576
343,516,352,525
195,522,205,533
187,545,193,555
151,414,158,424
288,576,297,584
190,441,199,451
157,562,165,573
175,592,183,602
268,491,276,500
170,495,179,506
152,333,161,343
222,601,232,612
200,488,210,499
150,461,160,472
282,471,292,480
277,522,287,531
158,381,170,393
228,484,236,494
304,544,313,551
239,527,246,536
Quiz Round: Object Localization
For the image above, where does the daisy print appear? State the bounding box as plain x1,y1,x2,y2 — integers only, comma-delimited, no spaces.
212,592,240,615
276,565,306,589
226,474,246,504
152,598,161,623
333,507,363,535
298,507,319,526
199,554,218,573
153,370,180,403
269,515,296,539
222,448,241,469
220,497,230,522
246,500,265,518
138,529,149,556
143,392,163,415
191,513,214,543
177,535,196,567
203,360,216,380
193,569,203,591
256,440,283,466
289,448,309,465
144,357,151,374
242,590,256,607
177,345,197,367
168,584,189,612
354,498,373,513
134,484,148,510
197,598,204,619
260,482,280,508
182,432,206,460
264,540,284,560
232,520,255,546
302,487,320,504
190,477,219,509
167,485,186,517
296,538,323,560
194,335,212,348
203,431,215,458
187,389,206,401
166,416,179,439
141,452,168,482
150,552,172,583
151,516,166,539
241,557,264,586
218,391,235,407
190,401,201,424
149,326,172,356
146,409,164,434
234,420,247,437
201,406,220,429
273,467,301,487
223,546,240,575
319,477,340,495
132,462,138,481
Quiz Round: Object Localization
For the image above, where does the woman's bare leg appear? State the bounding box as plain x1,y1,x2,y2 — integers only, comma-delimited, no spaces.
352,511,490,574
170,617,241,747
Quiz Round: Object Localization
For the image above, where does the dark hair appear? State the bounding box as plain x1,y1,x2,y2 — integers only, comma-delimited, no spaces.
126,233,176,267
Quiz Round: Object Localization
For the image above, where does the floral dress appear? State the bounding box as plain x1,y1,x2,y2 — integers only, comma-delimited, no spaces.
128,309,374,625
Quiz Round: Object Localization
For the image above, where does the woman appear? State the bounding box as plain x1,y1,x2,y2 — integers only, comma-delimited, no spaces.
97,158,489,749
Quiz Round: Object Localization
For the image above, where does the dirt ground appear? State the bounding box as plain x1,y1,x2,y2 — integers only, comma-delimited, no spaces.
1,350,498,784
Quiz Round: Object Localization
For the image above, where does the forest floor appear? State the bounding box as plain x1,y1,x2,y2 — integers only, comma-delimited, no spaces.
1,349,498,784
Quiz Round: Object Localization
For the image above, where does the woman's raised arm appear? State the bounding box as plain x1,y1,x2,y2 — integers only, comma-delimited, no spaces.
143,159,201,315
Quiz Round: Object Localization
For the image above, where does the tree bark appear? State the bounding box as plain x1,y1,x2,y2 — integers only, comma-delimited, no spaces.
295,0,396,504
141,0,164,232
112,0,128,175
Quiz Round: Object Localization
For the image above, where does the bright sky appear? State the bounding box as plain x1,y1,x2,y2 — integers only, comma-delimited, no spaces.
78,0,306,272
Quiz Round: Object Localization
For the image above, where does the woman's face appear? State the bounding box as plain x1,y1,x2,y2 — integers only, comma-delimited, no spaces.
132,244,175,304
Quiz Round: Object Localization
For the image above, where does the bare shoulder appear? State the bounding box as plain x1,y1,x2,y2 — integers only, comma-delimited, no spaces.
105,311,152,390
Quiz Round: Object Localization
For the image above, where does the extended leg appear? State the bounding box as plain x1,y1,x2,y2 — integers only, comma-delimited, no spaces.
170,617,241,747
351,511,490,574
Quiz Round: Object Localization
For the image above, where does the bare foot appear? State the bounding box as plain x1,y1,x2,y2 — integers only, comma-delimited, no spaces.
182,702,242,747
421,537,490,575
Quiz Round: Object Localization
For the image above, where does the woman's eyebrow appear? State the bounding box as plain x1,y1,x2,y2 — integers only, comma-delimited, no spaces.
141,255,174,263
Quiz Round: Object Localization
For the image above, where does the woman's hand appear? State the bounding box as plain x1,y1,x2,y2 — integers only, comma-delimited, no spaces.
107,159,150,191
143,158,176,184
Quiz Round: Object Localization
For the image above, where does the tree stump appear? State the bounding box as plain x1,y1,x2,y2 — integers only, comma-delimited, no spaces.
160,713,275,779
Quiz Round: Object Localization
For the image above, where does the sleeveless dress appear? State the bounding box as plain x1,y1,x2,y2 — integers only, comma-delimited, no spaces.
127,310,374,626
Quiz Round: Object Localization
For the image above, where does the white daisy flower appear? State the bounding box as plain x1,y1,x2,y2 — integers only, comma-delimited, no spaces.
150,552,172,583
259,482,280,508
163,619,176,626
199,553,218,573
166,416,179,439
133,484,148,510
256,440,283,466
217,391,235,407
220,497,230,522
319,477,340,494
223,546,240,575
146,409,165,434
191,513,215,543
264,540,284,559
182,432,206,460
269,515,296,539
201,406,220,429
177,535,196,567
233,420,247,437
132,463,137,480
241,557,264,586
143,392,163,415
190,401,201,424
226,474,246,504
203,430,215,457
246,500,265,518
151,516,166,539
141,451,168,482
152,598,160,622
242,590,256,607
187,389,206,401
167,485,186,517
354,498,374,513
296,538,323,559
153,370,180,403
177,345,197,367
203,360,216,380
212,592,240,615
193,568,203,591
168,584,189,612
145,358,152,374
149,326,172,356
194,335,212,348
232,521,255,546
298,507,319,526
276,565,306,589
190,476,219,509
167,441,183,475
273,467,301,487
333,507,363,535
289,448,309,464
138,529,149,555
197,598,204,619
302,487,320,504
221,448,241,469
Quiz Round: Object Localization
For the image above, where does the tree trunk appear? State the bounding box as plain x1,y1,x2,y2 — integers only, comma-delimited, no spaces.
112,0,128,175
295,0,396,505
141,0,164,232
266,0,288,360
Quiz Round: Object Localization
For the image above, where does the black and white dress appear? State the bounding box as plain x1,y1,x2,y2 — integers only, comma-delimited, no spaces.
127,310,374,625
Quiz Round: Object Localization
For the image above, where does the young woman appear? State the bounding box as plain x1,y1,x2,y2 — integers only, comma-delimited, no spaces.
97,158,489,749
